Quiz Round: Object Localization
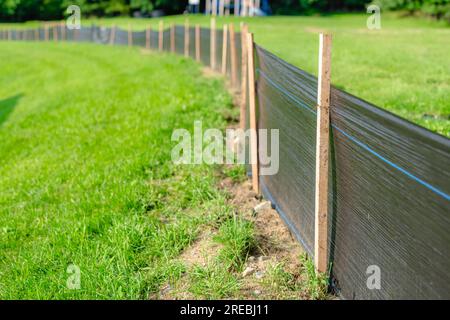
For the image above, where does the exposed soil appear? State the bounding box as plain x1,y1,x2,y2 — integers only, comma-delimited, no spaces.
155,168,305,299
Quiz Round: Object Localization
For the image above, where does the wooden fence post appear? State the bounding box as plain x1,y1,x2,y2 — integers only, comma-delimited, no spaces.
53,25,58,41
247,32,259,195
235,0,240,16
210,18,216,70
44,24,49,41
170,24,175,53
128,24,132,47
61,22,66,41
110,25,116,45
240,23,248,130
35,28,39,41
159,21,164,52
184,19,190,57
221,24,228,75
314,33,332,274
229,23,238,88
146,26,151,50
195,24,201,62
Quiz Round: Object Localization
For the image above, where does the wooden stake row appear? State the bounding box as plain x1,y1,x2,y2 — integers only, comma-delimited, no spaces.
1,21,333,276
240,26,333,276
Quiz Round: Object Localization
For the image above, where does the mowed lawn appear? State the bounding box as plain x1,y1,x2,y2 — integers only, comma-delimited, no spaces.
73,13,448,137
0,41,245,299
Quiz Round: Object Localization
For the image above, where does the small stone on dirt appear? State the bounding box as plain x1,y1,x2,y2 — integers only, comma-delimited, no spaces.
160,284,171,295
258,256,270,262
255,271,265,279
248,256,256,262
253,201,271,214
242,266,255,277
253,289,261,296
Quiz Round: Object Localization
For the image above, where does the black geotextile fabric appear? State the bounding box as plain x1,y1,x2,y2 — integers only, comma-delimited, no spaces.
255,44,450,299
5,24,449,300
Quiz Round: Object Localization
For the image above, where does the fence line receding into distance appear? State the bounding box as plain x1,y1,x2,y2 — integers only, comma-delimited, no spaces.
1,20,449,300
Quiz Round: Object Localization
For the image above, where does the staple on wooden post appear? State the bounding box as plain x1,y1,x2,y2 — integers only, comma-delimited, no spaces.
159,21,164,51
314,33,332,274
195,24,201,62
184,19,190,57
229,23,238,88
221,24,228,75
210,18,216,69
246,32,259,195
240,23,248,130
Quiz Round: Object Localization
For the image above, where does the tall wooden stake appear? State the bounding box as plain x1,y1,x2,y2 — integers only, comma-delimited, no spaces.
170,24,175,52
61,22,66,41
44,24,49,41
159,21,164,51
128,24,132,47
221,24,228,75
110,25,116,45
314,33,332,274
146,26,151,50
240,23,248,130
53,25,58,41
229,23,238,88
247,32,259,195
184,19,190,57
195,24,201,62
210,18,216,70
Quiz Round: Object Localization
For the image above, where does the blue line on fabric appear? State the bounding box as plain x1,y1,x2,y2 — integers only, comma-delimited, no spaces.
257,69,317,115
256,69,450,201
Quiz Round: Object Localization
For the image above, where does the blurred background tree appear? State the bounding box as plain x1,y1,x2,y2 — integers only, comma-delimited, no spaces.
0,0,448,22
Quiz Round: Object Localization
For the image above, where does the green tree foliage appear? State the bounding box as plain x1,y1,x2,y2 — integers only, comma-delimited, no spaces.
0,0,182,21
270,0,373,14
374,0,450,20
0,0,449,21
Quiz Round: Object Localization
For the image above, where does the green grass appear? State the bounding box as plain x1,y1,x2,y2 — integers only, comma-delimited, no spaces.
6,13,446,135
0,40,236,299
0,40,320,300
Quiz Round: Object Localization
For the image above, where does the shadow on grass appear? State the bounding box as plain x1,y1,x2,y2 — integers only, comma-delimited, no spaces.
0,94,22,127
